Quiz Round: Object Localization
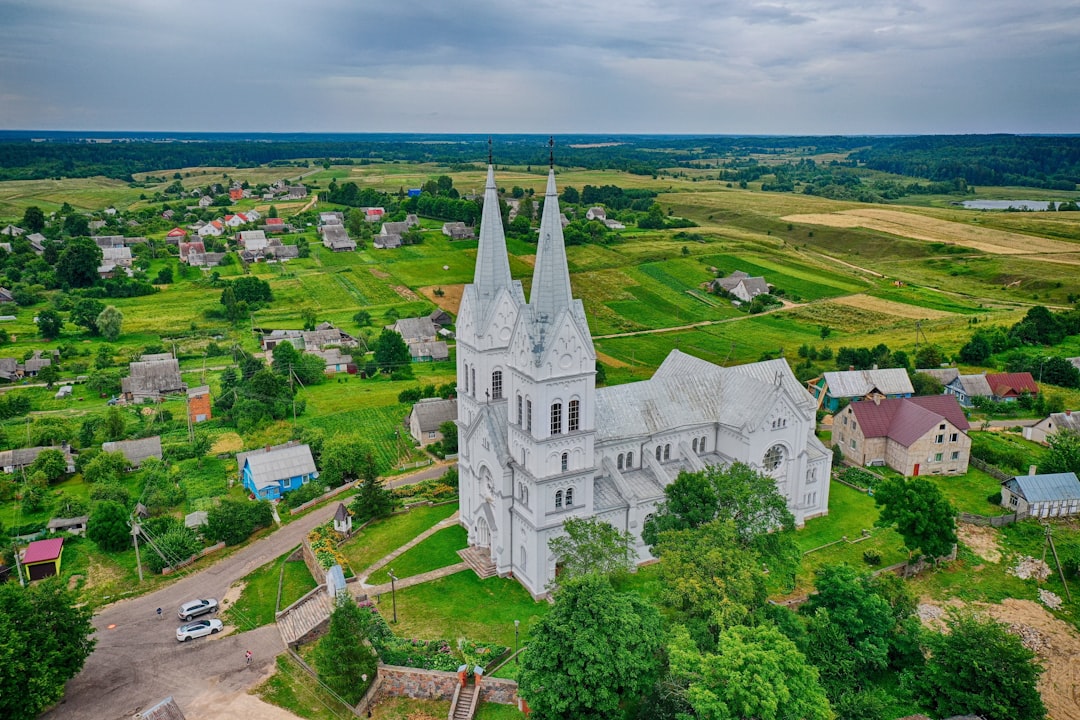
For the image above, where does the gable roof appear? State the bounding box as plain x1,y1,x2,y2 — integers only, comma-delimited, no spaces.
822,368,914,398
1004,472,1080,504
848,395,969,448
334,503,350,522
390,317,436,342
122,357,185,398
953,373,993,397
408,341,449,361
411,398,458,432
139,696,187,720
47,515,88,531
985,372,1039,397
1043,411,1080,434
23,537,64,564
915,367,960,384
243,443,316,489
102,436,163,466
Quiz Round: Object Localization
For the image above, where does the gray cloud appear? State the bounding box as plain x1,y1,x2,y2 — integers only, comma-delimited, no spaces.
0,0,1077,133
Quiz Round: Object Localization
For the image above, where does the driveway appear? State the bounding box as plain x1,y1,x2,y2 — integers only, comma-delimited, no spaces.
43,463,453,720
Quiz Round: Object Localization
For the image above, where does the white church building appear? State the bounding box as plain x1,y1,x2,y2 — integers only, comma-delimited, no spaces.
457,163,831,598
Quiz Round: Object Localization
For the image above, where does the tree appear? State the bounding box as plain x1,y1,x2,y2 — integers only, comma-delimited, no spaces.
909,371,944,396
1044,429,1080,475
28,448,67,482
353,310,371,327
144,525,201,574
82,451,128,485
271,339,300,377
62,213,90,238
301,307,318,331
56,236,103,288
204,498,274,546
874,477,958,560
373,329,410,373
96,306,123,341
36,308,63,339
656,521,768,645
319,435,371,487
0,578,96,720
909,611,1046,720
914,344,944,369
71,298,106,333
314,599,378,705
102,406,126,442
959,332,993,364
548,517,636,584
518,574,663,720
37,363,60,389
87,500,133,552
21,205,45,233
350,450,394,523
667,623,833,720
438,420,457,454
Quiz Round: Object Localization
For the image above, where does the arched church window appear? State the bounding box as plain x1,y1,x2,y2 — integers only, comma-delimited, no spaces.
655,446,662,461
617,453,624,470
555,490,563,509
516,395,523,425
520,546,527,572
492,370,502,400
565,487,574,506
551,402,562,435
561,452,568,472
526,399,532,432
700,436,706,451
471,368,476,397
626,452,633,467
463,364,469,393
763,444,785,472
692,438,698,453
569,399,580,432
664,444,671,460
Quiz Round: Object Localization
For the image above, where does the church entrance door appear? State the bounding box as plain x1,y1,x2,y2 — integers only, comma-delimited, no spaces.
476,516,491,548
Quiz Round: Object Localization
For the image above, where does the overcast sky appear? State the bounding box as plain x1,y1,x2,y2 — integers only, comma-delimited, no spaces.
1,0,1077,134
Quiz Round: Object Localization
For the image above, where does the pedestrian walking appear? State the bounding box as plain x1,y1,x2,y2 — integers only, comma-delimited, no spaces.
245,650,253,666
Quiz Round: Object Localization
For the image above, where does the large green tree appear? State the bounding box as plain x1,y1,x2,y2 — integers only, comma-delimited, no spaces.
87,500,133,552
70,298,106,334
96,306,123,341
909,611,1046,720
668,623,833,720
1043,429,1080,475
28,448,67,483
320,435,372,487
372,329,410,373
518,574,664,720
56,236,103,288
314,598,378,705
21,205,45,233
349,449,394,523
873,477,958,560
548,516,636,584
37,309,63,340
0,578,96,720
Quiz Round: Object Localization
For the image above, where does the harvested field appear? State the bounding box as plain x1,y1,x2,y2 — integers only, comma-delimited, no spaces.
783,301,900,333
830,293,955,320
784,208,1078,255
393,285,420,301
957,523,1002,563
419,284,464,314
597,351,630,368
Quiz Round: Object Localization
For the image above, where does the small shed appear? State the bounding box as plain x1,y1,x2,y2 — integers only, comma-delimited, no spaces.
408,398,458,446
138,696,187,720
184,510,208,529
47,515,89,536
55,385,73,399
22,537,64,581
333,503,352,534
1001,471,1080,518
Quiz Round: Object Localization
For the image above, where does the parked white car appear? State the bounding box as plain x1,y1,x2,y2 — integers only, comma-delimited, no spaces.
176,618,223,642
177,598,218,621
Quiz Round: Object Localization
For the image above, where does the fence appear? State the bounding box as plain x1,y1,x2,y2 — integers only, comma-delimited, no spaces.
289,481,357,516
161,541,226,575
959,510,1027,527
969,456,1012,482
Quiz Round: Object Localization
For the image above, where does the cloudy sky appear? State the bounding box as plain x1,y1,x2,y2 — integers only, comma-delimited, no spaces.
1,0,1077,134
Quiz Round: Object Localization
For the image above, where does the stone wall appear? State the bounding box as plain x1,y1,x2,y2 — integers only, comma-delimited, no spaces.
372,665,460,704
478,677,520,705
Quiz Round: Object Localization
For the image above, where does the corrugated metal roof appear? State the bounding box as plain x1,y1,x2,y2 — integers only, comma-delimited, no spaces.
102,436,162,466
823,368,914,398
986,372,1039,397
956,374,993,397
411,398,458,432
1046,412,1080,433
1005,472,1080,503
23,537,63,564
243,444,316,489
849,395,969,447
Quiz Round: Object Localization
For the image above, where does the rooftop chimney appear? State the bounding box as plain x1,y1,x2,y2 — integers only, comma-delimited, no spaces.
1029,464,1037,476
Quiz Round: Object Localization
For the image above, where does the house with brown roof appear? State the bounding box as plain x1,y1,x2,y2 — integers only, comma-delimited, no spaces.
122,355,186,402
178,241,206,263
833,395,971,476
1023,410,1080,445
985,372,1039,402
166,227,188,243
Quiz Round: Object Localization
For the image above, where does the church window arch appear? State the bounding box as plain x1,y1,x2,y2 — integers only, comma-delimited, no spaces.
617,453,624,470
664,444,671,460
561,452,569,472
626,451,633,467
526,399,533,432
551,402,562,435
471,368,476,397
492,370,502,400
692,438,698,453
463,363,469,393
655,446,662,461
763,444,785,472
565,487,574,506
516,394,523,425
555,490,563,509
520,546,527,572
700,436,707,451
569,399,580,432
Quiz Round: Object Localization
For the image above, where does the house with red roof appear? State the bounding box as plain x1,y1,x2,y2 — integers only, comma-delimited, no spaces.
985,372,1039,402
223,214,250,228
265,217,286,232
166,227,188,243
22,537,65,581
197,220,224,238
833,395,971,476
229,188,243,201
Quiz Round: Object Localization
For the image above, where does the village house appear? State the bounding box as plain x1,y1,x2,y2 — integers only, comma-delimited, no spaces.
166,227,188,243
320,224,355,252
98,246,133,278
0,287,14,303
387,316,437,344
811,367,914,412
259,323,358,352
409,341,450,362
364,207,385,222
237,230,269,252
1023,410,1080,445
442,221,475,240
833,395,971,476
1,224,26,237
265,240,300,261
265,217,287,232
223,213,253,228
429,308,453,327
309,348,353,374
408,398,458,446
229,188,243,201
1001,470,1080,518
945,372,1038,406
585,206,607,221
198,220,224,238
286,185,308,199
102,436,163,468
160,210,174,221
0,445,76,474
238,442,318,500
26,233,47,254
179,241,206,263
319,211,344,226
121,353,186,402
604,218,626,230
187,251,226,268
198,195,214,208
188,385,212,423
21,537,64,581
711,270,771,303
47,515,89,536
92,235,125,249
22,350,53,377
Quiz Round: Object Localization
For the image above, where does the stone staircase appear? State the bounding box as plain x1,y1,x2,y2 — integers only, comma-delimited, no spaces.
449,683,478,720
457,546,497,580
276,586,334,646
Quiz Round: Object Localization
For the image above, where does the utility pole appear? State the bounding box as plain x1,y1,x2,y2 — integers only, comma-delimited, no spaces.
1046,525,1072,602
185,392,194,443
12,542,25,587
132,518,144,583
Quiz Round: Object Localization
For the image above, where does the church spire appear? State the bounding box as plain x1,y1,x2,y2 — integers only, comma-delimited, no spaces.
473,159,512,300
529,147,573,323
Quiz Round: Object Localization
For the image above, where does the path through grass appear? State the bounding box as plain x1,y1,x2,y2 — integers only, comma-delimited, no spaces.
337,503,458,575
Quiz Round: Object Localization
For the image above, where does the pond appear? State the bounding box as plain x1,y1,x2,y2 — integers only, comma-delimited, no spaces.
961,200,1058,211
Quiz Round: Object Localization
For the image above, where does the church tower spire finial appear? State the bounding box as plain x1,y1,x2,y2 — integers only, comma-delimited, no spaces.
548,136,554,170
488,136,493,166
471,142,512,299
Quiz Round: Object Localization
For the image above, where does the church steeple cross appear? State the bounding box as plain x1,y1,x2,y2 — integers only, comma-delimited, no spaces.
548,136,554,169
488,136,493,166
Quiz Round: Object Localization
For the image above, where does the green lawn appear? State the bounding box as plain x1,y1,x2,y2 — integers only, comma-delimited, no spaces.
223,549,317,631
337,503,458,575
367,525,468,585
255,654,353,720
923,467,1009,516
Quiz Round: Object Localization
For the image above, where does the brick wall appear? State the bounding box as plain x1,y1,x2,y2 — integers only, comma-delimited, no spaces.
370,665,520,707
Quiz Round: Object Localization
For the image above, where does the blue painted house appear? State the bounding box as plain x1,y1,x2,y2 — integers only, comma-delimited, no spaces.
239,442,318,500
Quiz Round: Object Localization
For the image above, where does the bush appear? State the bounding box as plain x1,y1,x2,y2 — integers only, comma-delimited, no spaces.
840,467,877,490
282,480,327,509
862,550,882,566
988,491,1003,506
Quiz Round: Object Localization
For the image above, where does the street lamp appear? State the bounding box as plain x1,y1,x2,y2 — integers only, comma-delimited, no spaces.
388,569,398,624
514,619,520,666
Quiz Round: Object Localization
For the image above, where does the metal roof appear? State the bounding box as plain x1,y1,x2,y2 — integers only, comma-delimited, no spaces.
822,368,914,398
848,395,969,447
23,537,64,564
1004,472,1080,504
102,436,162,466
411,398,458,432
241,443,316,489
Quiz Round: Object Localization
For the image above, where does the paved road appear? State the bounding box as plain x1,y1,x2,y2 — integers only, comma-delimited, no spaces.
42,463,454,720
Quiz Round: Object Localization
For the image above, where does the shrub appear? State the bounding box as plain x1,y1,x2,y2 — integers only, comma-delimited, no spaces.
863,550,882,566
987,491,1003,506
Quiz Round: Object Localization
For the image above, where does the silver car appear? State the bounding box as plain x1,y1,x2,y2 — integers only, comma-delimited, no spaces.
176,618,223,642
177,598,219,621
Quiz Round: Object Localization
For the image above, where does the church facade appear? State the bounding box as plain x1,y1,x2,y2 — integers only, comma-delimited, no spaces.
457,164,831,598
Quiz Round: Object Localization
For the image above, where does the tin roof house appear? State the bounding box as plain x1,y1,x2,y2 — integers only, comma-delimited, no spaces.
238,442,318,500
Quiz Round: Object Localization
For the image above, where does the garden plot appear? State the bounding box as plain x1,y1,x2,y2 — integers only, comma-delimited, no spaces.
830,293,955,320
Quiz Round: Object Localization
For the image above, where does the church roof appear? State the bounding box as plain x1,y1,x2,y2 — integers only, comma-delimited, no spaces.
529,170,574,326
473,165,513,304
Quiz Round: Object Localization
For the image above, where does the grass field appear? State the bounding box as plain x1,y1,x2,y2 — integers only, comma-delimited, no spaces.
337,503,458,576
366,525,467,585
223,550,316,630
